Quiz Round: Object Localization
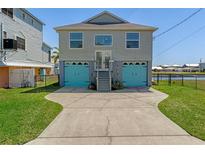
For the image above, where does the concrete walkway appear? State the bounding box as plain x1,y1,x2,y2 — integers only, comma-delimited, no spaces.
28,87,204,145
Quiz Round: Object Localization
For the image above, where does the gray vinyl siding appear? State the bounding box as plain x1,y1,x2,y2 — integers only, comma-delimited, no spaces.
59,30,153,86
59,30,153,61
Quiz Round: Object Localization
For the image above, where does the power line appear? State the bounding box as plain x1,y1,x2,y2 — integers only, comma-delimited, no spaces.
153,8,203,40
154,24,205,59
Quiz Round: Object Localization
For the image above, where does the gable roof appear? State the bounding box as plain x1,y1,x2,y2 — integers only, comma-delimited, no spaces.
83,11,128,24
54,11,158,31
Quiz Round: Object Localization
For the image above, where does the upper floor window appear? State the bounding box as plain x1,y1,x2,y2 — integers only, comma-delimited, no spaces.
2,8,13,18
95,35,112,46
69,32,83,48
17,36,25,50
3,31,7,39
22,13,25,20
126,32,140,49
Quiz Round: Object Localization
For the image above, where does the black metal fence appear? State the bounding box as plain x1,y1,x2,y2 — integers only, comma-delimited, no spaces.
152,73,205,90
34,75,59,87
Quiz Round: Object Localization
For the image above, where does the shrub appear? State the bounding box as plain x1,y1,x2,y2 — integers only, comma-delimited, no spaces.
112,81,123,90
88,83,96,90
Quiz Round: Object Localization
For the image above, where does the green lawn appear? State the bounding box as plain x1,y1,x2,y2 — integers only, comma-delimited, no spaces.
153,80,205,91
153,84,205,141
0,83,63,144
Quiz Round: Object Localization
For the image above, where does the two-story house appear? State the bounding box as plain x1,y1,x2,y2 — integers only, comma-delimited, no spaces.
55,11,157,91
0,8,52,88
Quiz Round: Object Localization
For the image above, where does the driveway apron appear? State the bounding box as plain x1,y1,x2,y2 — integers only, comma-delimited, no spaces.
27,87,204,145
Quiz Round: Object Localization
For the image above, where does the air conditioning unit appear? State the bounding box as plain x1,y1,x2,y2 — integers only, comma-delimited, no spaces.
3,39,17,50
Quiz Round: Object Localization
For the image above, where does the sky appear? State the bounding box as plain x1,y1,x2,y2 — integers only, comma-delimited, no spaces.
28,8,205,66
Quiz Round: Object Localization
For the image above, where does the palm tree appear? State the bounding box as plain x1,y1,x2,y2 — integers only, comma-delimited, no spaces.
52,47,59,64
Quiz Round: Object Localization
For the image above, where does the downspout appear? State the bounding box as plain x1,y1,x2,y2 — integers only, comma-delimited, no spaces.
0,22,4,61
0,22,3,51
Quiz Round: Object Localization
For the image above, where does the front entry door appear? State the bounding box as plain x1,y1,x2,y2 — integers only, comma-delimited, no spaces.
95,50,112,70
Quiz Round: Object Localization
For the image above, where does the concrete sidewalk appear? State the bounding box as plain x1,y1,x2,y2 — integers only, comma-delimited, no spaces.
27,87,204,145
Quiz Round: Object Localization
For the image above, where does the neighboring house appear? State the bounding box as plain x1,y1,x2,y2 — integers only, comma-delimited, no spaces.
42,42,54,74
152,66,163,72
55,11,157,91
0,8,52,88
182,64,200,72
199,62,205,72
153,64,200,72
158,64,183,72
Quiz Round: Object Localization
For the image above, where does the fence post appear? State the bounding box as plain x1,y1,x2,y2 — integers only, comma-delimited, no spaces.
168,74,169,85
34,75,37,88
195,75,197,89
58,74,60,86
45,75,47,87
182,74,184,86
168,74,171,86
157,73,159,85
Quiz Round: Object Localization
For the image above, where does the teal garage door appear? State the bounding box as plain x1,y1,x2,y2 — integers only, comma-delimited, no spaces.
64,63,89,87
122,63,147,87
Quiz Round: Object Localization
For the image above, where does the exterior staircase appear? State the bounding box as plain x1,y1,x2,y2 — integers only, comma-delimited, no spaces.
96,71,111,92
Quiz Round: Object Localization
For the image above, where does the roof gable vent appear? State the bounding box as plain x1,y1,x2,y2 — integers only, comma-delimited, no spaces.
83,11,128,25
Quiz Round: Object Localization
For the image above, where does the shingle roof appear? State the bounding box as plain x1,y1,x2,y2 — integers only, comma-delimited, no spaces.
54,22,157,31
54,11,157,31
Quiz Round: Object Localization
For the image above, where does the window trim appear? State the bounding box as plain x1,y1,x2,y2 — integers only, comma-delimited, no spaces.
94,34,113,47
69,32,84,49
125,32,140,49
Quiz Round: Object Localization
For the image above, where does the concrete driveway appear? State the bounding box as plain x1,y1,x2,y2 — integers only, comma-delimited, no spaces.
28,87,204,145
